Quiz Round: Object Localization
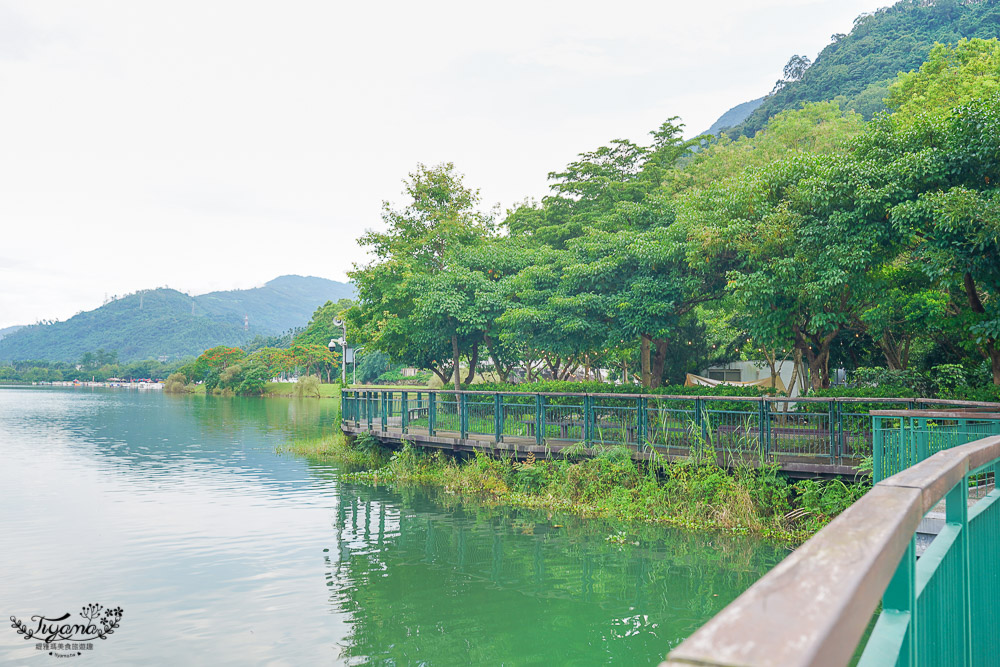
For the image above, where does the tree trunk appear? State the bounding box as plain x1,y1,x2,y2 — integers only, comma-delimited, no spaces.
464,344,478,384
964,271,1000,386
650,338,669,389
584,354,590,381
990,347,1000,386
429,364,450,385
764,349,777,389
640,335,652,387
784,350,800,413
452,333,461,392
802,342,833,390
793,326,837,390
879,332,904,371
484,336,508,383
545,355,561,380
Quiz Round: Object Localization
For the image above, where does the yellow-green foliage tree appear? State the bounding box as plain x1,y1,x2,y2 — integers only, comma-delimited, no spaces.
889,38,1000,119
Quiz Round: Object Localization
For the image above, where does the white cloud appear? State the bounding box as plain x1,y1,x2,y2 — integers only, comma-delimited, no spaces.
0,0,891,328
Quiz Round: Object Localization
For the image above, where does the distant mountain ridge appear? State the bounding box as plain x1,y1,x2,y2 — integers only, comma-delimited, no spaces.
0,325,23,341
0,275,354,362
701,96,765,137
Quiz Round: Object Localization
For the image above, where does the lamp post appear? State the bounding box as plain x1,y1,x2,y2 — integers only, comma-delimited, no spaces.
330,317,347,386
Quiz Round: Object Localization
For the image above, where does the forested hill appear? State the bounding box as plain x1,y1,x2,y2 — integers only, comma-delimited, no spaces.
723,0,1000,138
0,275,354,362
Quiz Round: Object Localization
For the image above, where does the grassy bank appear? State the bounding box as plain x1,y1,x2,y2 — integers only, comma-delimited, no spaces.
262,381,341,398
287,429,870,543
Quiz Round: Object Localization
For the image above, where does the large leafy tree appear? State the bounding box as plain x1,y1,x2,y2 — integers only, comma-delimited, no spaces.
855,94,1000,383
348,163,495,390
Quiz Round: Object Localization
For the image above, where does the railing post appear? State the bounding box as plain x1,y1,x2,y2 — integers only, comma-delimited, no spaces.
873,415,883,482
401,391,409,434
584,394,593,445
535,394,544,446
837,399,845,463
428,392,436,436
459,393,468,440
758,398,767,458
916,417,929,464
637,395,646,448
380,391,387,432
494,393,503,443
366,391,373,430
829,399,837,464
695,397,707,447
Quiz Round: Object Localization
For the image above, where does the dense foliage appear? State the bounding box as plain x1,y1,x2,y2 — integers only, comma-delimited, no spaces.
349,39,1000,394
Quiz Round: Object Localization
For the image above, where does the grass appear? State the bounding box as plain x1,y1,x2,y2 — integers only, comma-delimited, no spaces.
292,420,871,543
263,381,341,398
278,432,388,470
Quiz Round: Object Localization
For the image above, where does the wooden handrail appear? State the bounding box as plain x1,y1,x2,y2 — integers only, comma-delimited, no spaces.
661,434,1000,667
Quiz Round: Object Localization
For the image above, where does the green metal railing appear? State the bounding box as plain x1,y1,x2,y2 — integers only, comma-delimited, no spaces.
341,389,1000,466
663,429,1000,667
872,409,1000,481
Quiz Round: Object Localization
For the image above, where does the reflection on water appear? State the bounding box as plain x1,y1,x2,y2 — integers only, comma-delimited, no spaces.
0,387,787,665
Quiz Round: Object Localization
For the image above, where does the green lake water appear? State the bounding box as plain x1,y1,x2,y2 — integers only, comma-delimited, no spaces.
0,386,789,665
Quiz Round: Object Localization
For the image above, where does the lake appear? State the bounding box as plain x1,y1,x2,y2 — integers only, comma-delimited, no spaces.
0,386,788,665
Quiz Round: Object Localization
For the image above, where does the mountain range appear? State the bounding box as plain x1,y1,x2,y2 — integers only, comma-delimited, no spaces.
0,275,354,363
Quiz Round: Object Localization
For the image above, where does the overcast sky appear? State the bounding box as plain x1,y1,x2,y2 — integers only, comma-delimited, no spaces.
0,0,892,329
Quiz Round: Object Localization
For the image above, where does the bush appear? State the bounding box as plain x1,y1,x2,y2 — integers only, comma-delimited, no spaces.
374,368,433,386
163,372,188,393
295,375,321,398
470,380,769,413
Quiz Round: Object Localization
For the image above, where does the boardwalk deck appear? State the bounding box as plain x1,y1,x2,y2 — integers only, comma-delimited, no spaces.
340,423,860,477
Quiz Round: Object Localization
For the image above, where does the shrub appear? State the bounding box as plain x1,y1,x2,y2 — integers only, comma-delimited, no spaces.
295,375,321,398
163,372,188,393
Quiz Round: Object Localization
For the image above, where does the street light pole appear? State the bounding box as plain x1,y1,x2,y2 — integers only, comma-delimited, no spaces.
331,318,347,387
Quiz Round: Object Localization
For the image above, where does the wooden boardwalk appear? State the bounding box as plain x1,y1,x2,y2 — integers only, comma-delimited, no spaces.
341,422,861,477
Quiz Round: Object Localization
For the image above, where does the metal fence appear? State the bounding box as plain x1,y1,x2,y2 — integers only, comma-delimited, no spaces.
872,409,1000,481
662,432,1000,667
341,390,1000,466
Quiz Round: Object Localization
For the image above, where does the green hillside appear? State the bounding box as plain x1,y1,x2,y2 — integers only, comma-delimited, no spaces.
727,0,1000,138
0,275,354,362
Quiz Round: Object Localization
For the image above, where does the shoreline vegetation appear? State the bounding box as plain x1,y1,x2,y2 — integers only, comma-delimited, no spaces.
285,425,871,544
164,375,341,398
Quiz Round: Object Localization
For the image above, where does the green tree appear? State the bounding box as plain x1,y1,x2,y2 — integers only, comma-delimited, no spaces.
348,163,495,390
